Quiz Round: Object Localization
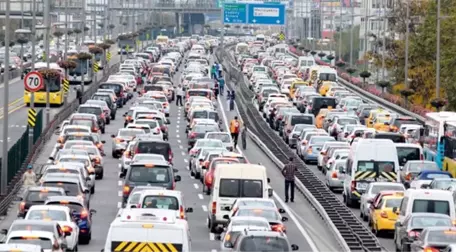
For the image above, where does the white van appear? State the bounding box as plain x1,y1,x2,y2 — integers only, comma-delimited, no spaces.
397,189,455,225
207,164,272,232
395,143,424,169
104,209,191,252
343,139,400,207
317,66,338,82
298,56,316,69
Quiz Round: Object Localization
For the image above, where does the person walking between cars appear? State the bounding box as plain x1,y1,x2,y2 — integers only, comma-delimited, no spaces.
229,90,236,111
23,164,37,188
211,64,217,79
241,125,247,150
76,85,83,105
230,116,241,149
282,157,297,203
218,73,225,95
176,85,184,106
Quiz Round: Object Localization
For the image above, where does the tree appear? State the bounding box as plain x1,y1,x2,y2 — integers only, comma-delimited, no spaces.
333,26,361,63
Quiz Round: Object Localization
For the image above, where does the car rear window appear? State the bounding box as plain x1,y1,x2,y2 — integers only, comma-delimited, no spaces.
128,165,170,183
291,115,313,125
26,191,63,202
78,107,102,115
142,196,179,210
136,142,170,161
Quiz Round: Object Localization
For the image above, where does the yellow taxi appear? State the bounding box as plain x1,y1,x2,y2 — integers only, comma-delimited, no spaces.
366,109,387,128
289,79,309,99
370,192,404,235
318,81,336,96
316,108,330,128
373,113,394,132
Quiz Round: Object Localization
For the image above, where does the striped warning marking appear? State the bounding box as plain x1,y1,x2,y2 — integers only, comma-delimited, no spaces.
28,108,37,127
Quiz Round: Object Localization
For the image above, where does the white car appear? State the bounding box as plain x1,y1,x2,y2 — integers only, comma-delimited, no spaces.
5,230,66,252
204,132,234,151
24,205,79,251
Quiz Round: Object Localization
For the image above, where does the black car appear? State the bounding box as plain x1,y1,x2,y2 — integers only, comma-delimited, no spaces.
99,82,126,107
120,160,181,204
17,186,66,217
91,93,117,119
77,105,106,133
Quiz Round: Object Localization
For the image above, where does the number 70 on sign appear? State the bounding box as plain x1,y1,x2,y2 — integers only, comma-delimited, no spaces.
24,71,45,92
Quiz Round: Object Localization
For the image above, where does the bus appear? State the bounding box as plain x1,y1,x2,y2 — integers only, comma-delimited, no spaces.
68,49,93,85
423,112,456,168
443,121,456,177
24,62,65,106
156,35,169,45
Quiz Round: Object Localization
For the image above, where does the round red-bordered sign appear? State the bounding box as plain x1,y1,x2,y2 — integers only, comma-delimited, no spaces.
24,71,44,92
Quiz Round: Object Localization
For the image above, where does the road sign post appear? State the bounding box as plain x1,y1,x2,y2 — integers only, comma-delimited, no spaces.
24,71,44,153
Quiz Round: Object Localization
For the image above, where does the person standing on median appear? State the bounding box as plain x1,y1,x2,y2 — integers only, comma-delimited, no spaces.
23,164,37,188
282,157,297,203
176,84,184,106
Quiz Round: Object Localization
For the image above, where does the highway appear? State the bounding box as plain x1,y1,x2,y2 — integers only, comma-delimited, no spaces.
0,50,343,252
0,47,121,154
225,46,396,251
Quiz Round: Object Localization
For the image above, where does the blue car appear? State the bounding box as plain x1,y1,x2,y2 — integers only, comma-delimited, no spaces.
44,196,96,244
409,170,453,189
302,143,323,164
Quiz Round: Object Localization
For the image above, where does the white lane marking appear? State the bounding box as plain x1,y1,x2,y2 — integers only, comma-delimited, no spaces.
117,180,122,186
184,159,188,163
118,191,122,197
181,151,186,156
211,250,217,252
179,145,183,149
117,202,122,208
217,95,320,252
176,124,180,128
177,120,180,124
209,233,215,240
202,205,208,212
177,139,181,143
176,129,179,133
176,134,180,138
198,193,204,200
193,183,199,189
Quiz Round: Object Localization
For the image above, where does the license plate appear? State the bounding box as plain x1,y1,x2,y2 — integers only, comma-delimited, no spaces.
357,183,368,190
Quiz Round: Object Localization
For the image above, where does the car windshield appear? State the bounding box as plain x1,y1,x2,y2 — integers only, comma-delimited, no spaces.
408,162,439,173
58,158,88,166
236,209,279,222
128,166,170,183
64,128,89,134
133,155,165,162
10,223,54,233
135,120,158,129
206,134,231,143
65,135,93,142
8,237,52,250
371,185,404,194
26,191,62,202
291,115,313,125
78,107,101,115
142,196,179,210
231,219,269,228
27,209,68,221
196,140,223,148
239,237,289,252
385,198,402,208
119,129,145,137
411,216,452,227
70,119,93,127
428,230,456,243
238,200,275,208
42,182,80,196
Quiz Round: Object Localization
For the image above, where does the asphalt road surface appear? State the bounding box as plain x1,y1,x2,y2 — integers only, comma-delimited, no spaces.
0,51,342,252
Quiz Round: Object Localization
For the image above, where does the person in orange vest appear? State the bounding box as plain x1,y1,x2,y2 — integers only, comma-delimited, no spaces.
230,116,242,148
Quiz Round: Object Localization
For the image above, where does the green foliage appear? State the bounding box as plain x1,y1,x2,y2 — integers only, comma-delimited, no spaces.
334,26,361,63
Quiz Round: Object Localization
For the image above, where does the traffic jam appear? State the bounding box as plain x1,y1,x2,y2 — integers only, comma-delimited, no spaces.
234,34,456,251
0,35,306,252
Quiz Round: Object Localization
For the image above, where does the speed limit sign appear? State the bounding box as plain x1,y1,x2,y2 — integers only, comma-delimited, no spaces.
24,71,44,92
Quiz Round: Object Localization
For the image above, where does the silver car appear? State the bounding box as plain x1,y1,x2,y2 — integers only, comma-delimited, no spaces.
287,124,315,148
325,159,346,192
111,128,145,158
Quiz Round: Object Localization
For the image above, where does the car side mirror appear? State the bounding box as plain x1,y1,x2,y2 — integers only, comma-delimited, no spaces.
173,168,179,173
224,206,231,211
90,209,97,214
48,157,55,161
267,178,271,183
130,205,137,208
268,188,273,197
119,172,125,179
281,216,288,222
291,244,299,251
224,242,234,248
111,134,116,138
123,112,127,116
174,175,181,182
392,207,398,213
166,119,171,124
101,140,106,144
0,229,7,235
185,207,193,213
223,214,230,220
278,208,286,214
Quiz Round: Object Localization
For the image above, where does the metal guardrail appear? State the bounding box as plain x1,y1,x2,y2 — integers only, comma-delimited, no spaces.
217,44,383,252
286,50,426,124
0,60,120,216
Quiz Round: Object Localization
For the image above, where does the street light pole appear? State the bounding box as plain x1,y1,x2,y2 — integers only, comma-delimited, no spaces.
436,0,441,98
28,0,37,153
381,0,387,82
64,0,69,105
349,0,354,66
404,0,410,88
338,0,342,60
44,0,51,126
1,0,11,195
